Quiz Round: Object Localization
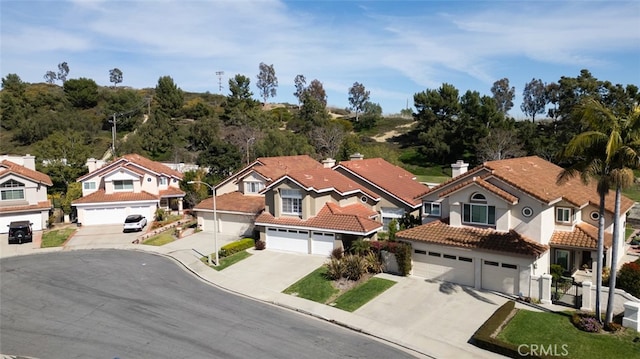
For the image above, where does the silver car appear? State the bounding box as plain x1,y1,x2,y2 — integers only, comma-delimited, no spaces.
123,214,147,232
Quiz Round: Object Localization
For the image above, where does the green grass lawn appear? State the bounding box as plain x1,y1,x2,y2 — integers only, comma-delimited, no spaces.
497,310,640,359
201,250,252,271
332,278,396,312
41,227,76,248
283,266,338,303
622,184,640,202
143,232,176,246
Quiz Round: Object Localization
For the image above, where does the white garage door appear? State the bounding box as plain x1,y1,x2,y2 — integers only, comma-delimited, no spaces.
266,228,309,254
412,250,475,287
83,207,127,226
0,212,44,233
311,232,334,256
481,260,517,295
130,206,154,222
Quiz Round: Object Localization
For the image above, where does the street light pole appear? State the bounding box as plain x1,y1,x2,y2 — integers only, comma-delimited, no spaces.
188,180,218,266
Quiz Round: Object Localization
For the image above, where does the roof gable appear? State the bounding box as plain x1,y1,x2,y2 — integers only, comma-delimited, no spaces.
0,160,53,186
266,168,380,200
77,154,183,182
334,158,428,207
438,176,519,204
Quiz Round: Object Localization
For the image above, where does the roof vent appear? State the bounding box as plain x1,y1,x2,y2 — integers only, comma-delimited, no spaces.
451,160,469,177
350,152,364,161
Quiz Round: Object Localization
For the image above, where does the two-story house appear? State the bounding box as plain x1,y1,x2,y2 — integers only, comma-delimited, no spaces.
396,156,634,300
0,154,53,233
72,154,185,226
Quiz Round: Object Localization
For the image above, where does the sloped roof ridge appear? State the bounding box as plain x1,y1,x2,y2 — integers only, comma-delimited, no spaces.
0,160,53,186
420,165,486,197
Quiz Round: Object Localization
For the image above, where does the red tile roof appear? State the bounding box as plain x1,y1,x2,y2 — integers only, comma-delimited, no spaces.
254,155,324,182
255,202,382,235
0,200,52,213
72,190,159,204
396,219,548,257
324,202,378,218
439,176,519,204
335,158,428,207
193,192,265,214
268,168,379,200
159,187,186,198
550,223,613,249
0,160,53,186
77,153,183,181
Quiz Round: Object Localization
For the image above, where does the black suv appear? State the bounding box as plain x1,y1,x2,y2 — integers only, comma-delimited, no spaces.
7,221,33,244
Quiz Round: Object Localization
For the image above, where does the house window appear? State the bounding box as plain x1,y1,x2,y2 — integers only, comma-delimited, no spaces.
556,207,573,224
414,249,427,255
381,207,404,231
0,179,25,200
159,177,168,186
589,211,600,221
463,192,495,226
83,182,96,190
281,189,302,215
113,180,134,191
245,181,264,194
555,249,570,271
423,202,441,217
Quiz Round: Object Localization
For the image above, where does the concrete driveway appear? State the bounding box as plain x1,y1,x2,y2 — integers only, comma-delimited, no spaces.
65,224,141,248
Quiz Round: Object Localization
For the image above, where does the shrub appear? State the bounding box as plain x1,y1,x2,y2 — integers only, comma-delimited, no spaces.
254,239,266,250
605,322,622,332
343,254,368,280
571,312,602,333
331,247,344,260
471,301,521,357
350,239,370,255
325,258,345,280
394,242,412,276
155,208,166,222
616,261,640,298
388,219,398,241
364,251,384,274
550,264,564,282
218,237,255,258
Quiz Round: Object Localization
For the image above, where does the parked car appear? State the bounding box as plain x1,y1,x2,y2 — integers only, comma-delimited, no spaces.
7,221,33,244
123,215,147,232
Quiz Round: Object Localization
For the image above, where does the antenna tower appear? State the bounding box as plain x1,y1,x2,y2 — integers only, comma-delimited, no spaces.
216,71,224,93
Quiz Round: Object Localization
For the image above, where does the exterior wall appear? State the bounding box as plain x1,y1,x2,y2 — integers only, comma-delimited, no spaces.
445,185,509,231
103,171,140,194
199,210,254,236
239,172,266,196
217,178,240,195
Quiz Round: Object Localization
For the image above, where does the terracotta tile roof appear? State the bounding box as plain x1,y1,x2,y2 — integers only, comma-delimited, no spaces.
193,191,265,214
77,153,183,181
550,223,613,249
72,190,159,204
439,176,519,204
255,202,382,235
159,187,186,198
0,200,52,213
419,165,486,199
270,168,379,200
484,156,634,214
396,219,548,257
335,158,428,207
324,202,378,218
254,155,324,182
0,160,53,186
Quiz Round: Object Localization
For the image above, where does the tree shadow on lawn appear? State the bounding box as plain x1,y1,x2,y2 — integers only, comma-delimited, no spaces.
425,279,497,305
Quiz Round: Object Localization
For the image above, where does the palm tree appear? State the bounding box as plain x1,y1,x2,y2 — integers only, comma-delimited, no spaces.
560,99,640,325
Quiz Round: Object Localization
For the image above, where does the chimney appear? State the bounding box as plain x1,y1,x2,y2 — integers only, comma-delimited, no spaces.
22,154,36,170
322,158,336,168
86,158,98,173
349,152,364,161
451,160,469,178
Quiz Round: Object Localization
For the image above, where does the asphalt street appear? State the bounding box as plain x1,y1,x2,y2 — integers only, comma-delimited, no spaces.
0,250,417,359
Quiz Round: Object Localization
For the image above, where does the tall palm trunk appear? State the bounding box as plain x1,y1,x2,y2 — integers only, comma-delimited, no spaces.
605,187,622,326
595,191,606,323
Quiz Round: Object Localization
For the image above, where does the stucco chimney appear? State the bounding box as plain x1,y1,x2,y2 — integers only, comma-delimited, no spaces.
86,158,98,173
322,158,336,168
451,160,469,178
22,154,36,170
349,152,364,161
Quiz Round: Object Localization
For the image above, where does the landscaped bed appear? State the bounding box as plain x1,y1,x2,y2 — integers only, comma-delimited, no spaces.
41,227,76,247
201,250,252,271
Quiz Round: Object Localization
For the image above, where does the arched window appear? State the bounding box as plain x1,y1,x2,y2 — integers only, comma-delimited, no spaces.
1,179,25,201
470,193,486,202
463,192,495,226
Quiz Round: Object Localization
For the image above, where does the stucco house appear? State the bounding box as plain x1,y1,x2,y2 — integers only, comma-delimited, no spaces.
72,154,185,226
396,156,634,300
0,154,53,233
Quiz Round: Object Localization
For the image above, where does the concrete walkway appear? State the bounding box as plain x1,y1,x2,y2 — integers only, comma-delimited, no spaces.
0,229,518,358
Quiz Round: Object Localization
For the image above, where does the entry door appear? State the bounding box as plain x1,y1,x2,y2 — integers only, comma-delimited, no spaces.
555,249,570,271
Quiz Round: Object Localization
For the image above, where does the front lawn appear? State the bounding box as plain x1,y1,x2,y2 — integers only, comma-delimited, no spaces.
284,266,338,303
41,227,76,247
201,250,252,271
143,232,176,246
497,310,639,358
332,278,396,312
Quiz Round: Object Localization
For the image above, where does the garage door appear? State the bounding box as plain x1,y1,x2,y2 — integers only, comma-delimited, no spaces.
83,207,127,226
412,250,475,287
0,212,44,233
311,232,334,256
266,228,309,254
130,206,154,222
481,260,517,295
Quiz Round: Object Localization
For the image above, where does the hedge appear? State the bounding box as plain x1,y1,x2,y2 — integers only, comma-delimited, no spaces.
470,300,533,358
218,237,255,258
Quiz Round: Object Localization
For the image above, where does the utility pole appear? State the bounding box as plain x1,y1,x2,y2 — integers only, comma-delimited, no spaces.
110,113,117,157
216,71,224,93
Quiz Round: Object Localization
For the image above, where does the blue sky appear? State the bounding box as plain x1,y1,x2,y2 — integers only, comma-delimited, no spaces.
2,0,639,118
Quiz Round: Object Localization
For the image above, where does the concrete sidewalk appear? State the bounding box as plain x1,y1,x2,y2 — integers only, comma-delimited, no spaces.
1,230,508,358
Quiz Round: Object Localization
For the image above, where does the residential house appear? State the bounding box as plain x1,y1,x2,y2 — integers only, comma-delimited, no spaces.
332,153,427,229
396,156,634,300
72,154,185,226
0,154,53,233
